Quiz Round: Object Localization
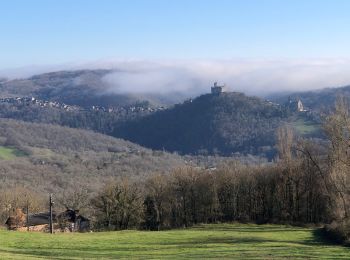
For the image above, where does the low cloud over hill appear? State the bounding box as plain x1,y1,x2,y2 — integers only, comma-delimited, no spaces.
2,58,350,97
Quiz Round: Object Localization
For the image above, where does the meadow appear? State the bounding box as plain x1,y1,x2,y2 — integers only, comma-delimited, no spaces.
0,224,349,259
0,146,26,160
290,116,321,137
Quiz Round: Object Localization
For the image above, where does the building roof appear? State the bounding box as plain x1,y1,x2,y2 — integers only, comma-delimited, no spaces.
5,209,90,227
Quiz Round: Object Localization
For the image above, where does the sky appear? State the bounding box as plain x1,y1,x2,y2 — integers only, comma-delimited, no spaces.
1,0,350,93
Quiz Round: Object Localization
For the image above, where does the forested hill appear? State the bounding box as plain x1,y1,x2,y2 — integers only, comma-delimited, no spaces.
0,119,186,193
114,92,288,158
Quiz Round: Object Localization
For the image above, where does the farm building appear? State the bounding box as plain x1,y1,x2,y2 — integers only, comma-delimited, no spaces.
5,208,90,232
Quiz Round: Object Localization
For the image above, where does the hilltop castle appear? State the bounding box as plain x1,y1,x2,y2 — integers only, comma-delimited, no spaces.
211,82,225,94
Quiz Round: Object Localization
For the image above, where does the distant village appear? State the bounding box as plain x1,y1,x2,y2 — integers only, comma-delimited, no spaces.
0,96,166,115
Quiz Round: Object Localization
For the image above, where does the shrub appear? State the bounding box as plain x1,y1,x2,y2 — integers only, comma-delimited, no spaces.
324,219,350,245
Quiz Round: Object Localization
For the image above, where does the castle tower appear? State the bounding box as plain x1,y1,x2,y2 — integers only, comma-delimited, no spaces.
211,82,225,94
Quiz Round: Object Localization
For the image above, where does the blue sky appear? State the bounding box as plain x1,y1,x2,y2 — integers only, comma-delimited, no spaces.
1,0,350,69
2,0,350,94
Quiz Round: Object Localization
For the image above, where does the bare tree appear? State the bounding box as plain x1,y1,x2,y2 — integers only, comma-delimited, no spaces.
323,97,350,219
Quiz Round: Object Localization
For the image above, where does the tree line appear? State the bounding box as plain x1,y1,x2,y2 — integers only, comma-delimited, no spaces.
91,161,328,231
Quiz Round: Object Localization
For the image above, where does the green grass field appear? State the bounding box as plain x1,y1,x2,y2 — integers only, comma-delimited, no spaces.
0,224,349,259
0,146,26,160
290,116,321,136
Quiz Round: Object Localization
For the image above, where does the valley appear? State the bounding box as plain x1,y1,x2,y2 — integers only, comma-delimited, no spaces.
0,71,325,159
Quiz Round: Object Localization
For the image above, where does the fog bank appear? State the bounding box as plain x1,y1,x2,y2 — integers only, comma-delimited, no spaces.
2,58,350,96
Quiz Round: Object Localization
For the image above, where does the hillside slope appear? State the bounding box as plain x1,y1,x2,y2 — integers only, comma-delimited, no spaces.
0,119,186,193
114,92,288,157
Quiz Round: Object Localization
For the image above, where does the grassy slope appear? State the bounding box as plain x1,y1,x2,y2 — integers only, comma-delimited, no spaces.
0,146,25,160
0,224,349,259
292,118,319,135
289,114,321,137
